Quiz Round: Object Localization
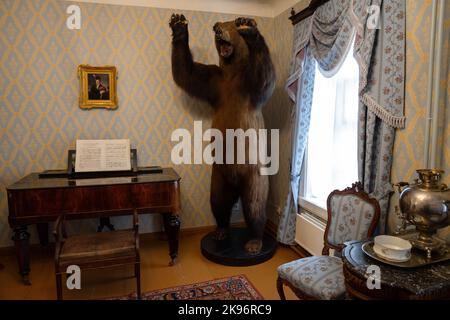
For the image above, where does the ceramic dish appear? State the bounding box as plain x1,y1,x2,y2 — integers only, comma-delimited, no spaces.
361,241,450,268
374,235,412,262
373,244,411,262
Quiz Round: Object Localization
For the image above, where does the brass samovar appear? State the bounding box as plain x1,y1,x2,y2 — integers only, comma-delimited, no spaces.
396,169,450,258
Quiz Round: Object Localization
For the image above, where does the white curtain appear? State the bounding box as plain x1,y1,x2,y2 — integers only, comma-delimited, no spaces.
305,43,359,206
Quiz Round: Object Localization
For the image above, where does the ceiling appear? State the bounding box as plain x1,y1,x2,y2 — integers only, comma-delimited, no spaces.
65,0,308,17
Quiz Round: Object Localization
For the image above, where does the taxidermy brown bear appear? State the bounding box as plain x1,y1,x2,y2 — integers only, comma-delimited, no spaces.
169,14,275,255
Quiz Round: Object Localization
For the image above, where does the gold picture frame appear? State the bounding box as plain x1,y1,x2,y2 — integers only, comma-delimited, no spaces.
78,65,118,109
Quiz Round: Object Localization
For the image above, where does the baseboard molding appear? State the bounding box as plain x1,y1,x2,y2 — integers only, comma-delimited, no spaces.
142,220,277,242
0,220,307,259
0,242,52,257
264,219,308,258
0,222,246,257
143,222,247,242
291,244,312,258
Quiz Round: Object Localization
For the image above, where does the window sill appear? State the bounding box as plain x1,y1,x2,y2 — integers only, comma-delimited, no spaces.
298,197,328,221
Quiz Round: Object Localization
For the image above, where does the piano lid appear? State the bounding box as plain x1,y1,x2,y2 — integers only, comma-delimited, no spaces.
7,168,181,190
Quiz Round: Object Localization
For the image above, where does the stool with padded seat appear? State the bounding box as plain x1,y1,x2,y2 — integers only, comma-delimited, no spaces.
53,210,141,300
277,182,380,300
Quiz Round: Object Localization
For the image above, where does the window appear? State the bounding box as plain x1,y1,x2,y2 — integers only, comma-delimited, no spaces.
300,44,359,220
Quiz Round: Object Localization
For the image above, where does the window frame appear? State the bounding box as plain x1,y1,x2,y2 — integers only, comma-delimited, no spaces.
298,146,328,221
298,40,359,222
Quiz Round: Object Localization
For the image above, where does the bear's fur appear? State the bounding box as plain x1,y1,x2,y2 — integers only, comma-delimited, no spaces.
170,14,276,254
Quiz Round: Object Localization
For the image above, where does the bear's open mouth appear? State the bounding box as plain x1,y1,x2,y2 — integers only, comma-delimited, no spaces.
217,39,234,59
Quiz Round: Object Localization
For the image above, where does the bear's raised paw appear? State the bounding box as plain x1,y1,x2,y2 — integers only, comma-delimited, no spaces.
169,13,188,29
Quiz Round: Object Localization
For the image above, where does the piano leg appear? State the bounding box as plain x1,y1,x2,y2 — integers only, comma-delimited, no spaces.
13,226,31,285
162,213,180,266
97,217,115,232
36,223,49,246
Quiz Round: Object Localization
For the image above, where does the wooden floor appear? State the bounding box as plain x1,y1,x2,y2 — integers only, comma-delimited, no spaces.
0,231,300,300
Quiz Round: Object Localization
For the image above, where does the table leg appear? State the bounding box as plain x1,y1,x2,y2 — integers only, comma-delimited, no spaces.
162,213,180,266
36,223,49,246
13,226,31,285
97,217,115,232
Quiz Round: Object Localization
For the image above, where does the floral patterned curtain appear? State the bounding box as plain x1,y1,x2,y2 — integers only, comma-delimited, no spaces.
355,0,406,233
278,0,405,244
278,45,316,244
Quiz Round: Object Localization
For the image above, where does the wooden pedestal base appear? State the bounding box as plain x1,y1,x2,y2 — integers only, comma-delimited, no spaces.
201,228,277,266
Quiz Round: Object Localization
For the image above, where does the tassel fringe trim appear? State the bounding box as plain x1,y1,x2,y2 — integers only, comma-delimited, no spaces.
362,94,406,129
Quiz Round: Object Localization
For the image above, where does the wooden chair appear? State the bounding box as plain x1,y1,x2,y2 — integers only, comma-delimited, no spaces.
53,211,141,300
277,182,380,300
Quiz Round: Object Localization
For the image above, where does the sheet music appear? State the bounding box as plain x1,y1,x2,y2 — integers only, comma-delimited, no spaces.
75,139,131,172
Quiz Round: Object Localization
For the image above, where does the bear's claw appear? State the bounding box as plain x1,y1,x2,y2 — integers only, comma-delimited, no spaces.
235,17,257,29
169,13,188,29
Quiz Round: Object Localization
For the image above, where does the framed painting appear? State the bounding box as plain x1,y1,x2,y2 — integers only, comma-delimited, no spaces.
78,65,118,109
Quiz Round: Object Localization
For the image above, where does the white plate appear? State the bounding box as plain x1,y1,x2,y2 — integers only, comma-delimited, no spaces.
373,245,411,262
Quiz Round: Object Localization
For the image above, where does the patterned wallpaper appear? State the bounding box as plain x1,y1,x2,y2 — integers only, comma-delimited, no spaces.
263,5,304,224
0,0,273,247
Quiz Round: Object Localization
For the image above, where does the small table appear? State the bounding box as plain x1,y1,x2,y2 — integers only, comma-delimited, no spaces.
342,241,450,300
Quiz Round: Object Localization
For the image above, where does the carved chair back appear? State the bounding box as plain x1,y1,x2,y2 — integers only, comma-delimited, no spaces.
322,182,380,255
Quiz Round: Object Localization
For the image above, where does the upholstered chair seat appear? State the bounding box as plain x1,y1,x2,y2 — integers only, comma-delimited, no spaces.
277,183,380,300
277,256,345,300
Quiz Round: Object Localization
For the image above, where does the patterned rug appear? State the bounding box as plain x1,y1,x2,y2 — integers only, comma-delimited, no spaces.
113,275,263,300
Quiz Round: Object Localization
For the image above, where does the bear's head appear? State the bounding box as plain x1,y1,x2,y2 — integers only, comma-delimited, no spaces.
213,21,249,66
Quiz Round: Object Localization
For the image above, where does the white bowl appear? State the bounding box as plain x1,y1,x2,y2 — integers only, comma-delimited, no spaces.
374,235,412,262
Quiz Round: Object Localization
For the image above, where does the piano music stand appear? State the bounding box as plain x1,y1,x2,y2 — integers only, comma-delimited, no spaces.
67,148,138,179
68,149,139,232
38,148,163,179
